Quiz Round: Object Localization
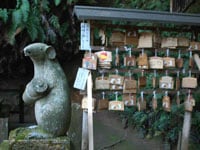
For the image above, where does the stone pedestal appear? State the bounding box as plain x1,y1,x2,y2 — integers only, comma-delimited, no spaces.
0,138,70,150
0,118,8,143
0,126,71,150
9,138,70,150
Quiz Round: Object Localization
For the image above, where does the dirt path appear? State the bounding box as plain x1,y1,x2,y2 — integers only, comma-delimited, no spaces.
93,111,164,150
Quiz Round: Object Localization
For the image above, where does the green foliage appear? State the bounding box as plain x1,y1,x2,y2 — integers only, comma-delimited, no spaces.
187,0,200,13
49,15,60,30
0,9,8,23
54,0,61,6
2,0,73,45
114,0,170,11
67,0,78,4
21,0,30,22
41,0,50,12
59,22,69,38
26,14,40,41
12,0,30,26
7,0,30,44
12,9,22,27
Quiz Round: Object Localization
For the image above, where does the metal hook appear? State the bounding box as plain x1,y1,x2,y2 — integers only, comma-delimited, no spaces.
141,91,144,101
142,48,144,55
165,91,168,96
153,91,156,99
155,49,158,57
102,91,105,99
116,47,119,54
115,91,118,101
154,70,157,77
177,71,180,77
115,69,119,75
165,70,168,76
189,70,192,77
166,48,169,57
178,50,181,59
189,51,192,58
177,91,180,96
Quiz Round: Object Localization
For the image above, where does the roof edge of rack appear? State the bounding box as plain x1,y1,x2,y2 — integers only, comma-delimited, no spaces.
73,5,200,26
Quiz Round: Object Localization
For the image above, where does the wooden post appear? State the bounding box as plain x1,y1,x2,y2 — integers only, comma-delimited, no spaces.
194,54,200,71
87,73,94,150
177,131,182,150
0,118,8,143
170,0,173,13
81,73,94,150
180,111,192,150
81,110,88,150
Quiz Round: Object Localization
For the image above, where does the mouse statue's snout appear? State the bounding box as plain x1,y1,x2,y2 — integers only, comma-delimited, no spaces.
24,48,31,56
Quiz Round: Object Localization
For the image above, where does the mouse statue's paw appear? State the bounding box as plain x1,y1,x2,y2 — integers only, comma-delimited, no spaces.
32,78,49,95
23,78,49,104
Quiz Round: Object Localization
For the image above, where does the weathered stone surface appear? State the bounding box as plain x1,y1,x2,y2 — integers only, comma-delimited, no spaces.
0,118,8,143
0,138,70,150
0,140,9,150
68,103,82,150
9,126,53,140
10,138,70,150
22,43,71,137
0,126,70,150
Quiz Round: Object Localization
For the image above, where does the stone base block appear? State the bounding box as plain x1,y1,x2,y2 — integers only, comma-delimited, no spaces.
1,137,70,150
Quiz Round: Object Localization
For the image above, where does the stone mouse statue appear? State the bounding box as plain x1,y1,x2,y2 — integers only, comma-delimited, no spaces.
22,43,71,137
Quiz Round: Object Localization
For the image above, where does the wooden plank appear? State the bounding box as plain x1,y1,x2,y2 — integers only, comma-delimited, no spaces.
81,111,88,150
0,118,8,143
181,111,192,150
194,54,200,71
90,46,200,52
87,73,94,150
91,23,200,33
97,68,200,74
94,88,194,96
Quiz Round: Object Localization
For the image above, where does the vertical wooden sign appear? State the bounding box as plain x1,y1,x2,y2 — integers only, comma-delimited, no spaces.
80,22,90,50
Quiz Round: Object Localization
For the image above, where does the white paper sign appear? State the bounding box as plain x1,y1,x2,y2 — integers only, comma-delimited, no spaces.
73,67,90,90
80,22,90,50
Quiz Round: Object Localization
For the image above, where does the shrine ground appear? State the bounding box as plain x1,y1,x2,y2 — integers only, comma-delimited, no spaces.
93,111,165,150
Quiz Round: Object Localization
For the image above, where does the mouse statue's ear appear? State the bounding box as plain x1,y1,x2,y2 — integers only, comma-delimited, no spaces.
46,46,56,59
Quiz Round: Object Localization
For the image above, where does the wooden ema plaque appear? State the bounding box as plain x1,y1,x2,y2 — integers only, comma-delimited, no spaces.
149,56,163,69
95,76,110,90
182,77,197,88
161,37,189,48
109,101,124,111
159,76,174,89
138,32,161,48
123,78,137,93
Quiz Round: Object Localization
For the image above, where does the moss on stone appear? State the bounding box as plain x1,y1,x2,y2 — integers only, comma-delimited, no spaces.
0,140,10,150
9,126,53,140
7,127,71,150
9,138,71,150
